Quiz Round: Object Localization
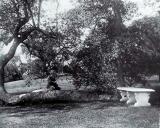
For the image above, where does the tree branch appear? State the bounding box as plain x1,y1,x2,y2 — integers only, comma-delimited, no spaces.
38,0,43,27
10,0,20,18
35,28,57,39
25,0,36,27
21,27,59,43
20,27,36,41
1,38,20,66
13,1,29,36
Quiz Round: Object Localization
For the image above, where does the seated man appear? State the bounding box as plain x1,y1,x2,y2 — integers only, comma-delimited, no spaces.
47,70,61,90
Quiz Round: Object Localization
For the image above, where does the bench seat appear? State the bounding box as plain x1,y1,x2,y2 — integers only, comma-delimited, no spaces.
117,87,155,107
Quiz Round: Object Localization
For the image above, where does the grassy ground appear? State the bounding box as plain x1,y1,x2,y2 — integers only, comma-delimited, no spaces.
0,102,159,128
4,75,75,94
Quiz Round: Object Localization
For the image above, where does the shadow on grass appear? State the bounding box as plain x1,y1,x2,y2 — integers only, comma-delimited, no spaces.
0,100,125,116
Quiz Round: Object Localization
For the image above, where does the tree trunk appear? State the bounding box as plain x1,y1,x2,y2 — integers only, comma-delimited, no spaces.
0,39,20,92
117,60,125,87
112,1,125,87
1,39,20,66
0,67,7,93
0,66,11,103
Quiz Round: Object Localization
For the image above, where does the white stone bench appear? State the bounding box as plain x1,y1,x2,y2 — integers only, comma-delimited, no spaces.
117,87,155,107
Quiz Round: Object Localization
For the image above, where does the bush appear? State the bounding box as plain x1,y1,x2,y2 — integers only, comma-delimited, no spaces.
70,46,117,94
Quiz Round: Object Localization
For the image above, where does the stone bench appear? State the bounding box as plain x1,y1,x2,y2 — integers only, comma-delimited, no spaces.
117,87,155,107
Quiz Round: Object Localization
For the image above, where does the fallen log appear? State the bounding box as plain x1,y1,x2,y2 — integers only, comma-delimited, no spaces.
0,89,113,105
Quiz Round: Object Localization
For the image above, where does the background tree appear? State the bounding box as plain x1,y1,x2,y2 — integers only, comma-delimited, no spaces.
123,15,160,83
61,0,138,91
68,0,160,90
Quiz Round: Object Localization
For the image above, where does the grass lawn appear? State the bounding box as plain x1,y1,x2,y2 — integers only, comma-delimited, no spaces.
0,102,159,128
4,75,75,94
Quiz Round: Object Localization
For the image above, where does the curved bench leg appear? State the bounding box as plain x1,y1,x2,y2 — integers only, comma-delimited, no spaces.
119,91,128,102
126,92,136,105
134,93,151,107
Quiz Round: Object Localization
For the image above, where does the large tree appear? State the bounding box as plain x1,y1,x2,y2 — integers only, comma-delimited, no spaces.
62,0,137,89
0,0,51,101
66,0,160,89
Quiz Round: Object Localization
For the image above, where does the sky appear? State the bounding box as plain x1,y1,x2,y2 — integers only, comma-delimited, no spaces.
124,0,160,25
42,0,75,15
1,0,160,63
